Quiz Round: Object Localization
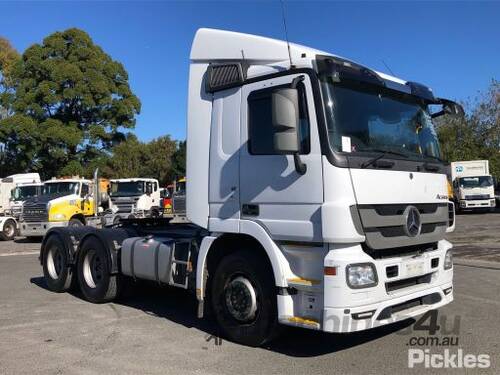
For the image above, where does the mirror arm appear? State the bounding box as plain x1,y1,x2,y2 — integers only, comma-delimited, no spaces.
290,75,305,89
294,153,307,175
431,110,445,119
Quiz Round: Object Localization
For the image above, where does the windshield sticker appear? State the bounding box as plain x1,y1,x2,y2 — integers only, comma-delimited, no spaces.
342,136,352,153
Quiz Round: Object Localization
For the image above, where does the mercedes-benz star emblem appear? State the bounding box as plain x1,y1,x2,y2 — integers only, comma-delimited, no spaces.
403,206,421,237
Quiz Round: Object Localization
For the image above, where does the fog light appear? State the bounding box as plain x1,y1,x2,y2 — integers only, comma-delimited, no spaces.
346,263,377,288
444,287,453,295
444,250,453,270
352,310,376,320
460,201,466,208
490,199,496,207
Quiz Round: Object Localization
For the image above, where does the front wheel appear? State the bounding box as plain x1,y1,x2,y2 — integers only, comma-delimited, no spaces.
77,237,119,303
0,219,17,241
210,249,279,347
69,218,84,227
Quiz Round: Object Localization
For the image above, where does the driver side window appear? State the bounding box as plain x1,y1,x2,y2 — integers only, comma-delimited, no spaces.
80,183,89,198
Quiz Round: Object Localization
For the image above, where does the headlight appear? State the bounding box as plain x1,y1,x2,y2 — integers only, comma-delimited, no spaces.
52,213,66,221
444,250,453,270
346,263,378,288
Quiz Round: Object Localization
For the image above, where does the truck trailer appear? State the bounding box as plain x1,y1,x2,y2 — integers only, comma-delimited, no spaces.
39,28,461,346
451,160,496,212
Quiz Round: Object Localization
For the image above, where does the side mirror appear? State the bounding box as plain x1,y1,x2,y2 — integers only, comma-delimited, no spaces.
271,76,308,175
272,88,300,154
431,99,465,118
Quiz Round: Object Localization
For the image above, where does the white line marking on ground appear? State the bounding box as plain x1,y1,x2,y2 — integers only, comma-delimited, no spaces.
0,251,39,257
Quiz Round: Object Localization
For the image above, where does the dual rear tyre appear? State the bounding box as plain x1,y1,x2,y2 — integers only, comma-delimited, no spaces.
42,235,119,303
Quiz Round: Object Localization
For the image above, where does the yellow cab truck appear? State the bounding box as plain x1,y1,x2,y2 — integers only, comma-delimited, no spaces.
19,172,106,237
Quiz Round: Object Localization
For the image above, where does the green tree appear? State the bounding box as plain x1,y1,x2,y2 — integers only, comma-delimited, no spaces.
0,28,140,178
103,133,144,178
170,140,186,180
103,134,180,185
144,135,177,185
436,79,499,177
0,37,20,120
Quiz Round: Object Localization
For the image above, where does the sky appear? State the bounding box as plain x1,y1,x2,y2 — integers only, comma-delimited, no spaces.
1,1,498,142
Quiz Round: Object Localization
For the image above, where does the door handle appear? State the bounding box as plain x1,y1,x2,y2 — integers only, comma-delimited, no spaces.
242,204,259,216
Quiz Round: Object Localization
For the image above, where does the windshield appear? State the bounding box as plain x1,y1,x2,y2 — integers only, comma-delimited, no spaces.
12,185,39,200
459,176,493,188
320,78,442,161
110,181,144,196
43,182,80,196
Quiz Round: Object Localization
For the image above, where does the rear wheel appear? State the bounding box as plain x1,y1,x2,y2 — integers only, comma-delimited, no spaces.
42,235,74,292
210,249,279,347
0,219,17,241
77,237,119,303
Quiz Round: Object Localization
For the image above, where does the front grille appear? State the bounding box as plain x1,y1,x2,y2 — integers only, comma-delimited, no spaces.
465,194,490,200
111,198,137,214
386,273,433,293
22,203,48,222
355,203,448,250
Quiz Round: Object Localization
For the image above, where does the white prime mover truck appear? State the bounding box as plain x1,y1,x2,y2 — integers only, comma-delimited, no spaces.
0,173,42,240
39,29,461,346
106,178,161,224
451,160,495,212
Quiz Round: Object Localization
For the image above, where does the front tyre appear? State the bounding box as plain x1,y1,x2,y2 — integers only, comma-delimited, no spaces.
69,218,84,227
0,219,17,241
42,235,74,292
210,249,279,347
77,237,119,303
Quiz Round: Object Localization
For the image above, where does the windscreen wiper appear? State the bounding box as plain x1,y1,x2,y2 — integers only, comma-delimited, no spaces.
360,149,408,169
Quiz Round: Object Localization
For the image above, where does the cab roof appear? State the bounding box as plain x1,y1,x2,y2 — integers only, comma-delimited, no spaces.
190,28,407,86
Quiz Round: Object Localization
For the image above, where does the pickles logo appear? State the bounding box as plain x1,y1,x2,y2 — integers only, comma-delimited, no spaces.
405,311,491,369
409,349,490,369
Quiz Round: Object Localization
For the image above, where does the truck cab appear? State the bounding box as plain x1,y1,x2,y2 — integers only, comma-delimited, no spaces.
107,178,161,220
39,28,463,347
20,178,94,237
10,182,44,219
451,160,495,211
0,173,42,240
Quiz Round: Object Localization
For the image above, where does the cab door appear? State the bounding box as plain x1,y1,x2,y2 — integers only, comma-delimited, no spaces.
239,73,324,242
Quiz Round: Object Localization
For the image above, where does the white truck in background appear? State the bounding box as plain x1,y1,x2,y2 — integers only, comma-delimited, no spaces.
451,160,495,212
105,178,161,225
39,29,462,346
0,173,42,240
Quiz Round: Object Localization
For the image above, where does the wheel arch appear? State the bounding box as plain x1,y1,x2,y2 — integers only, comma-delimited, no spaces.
70,213,86,224
195,220,293,304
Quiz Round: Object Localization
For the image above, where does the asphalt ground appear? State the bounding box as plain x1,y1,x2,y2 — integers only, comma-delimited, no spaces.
0,211,499,374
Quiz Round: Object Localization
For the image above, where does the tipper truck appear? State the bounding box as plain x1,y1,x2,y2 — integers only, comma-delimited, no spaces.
39,28,462,346
451,160,495,212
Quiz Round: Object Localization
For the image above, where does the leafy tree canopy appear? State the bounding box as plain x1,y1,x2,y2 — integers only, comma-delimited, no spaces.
0,28,140,178
436,79,500,177
103,134,183,186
